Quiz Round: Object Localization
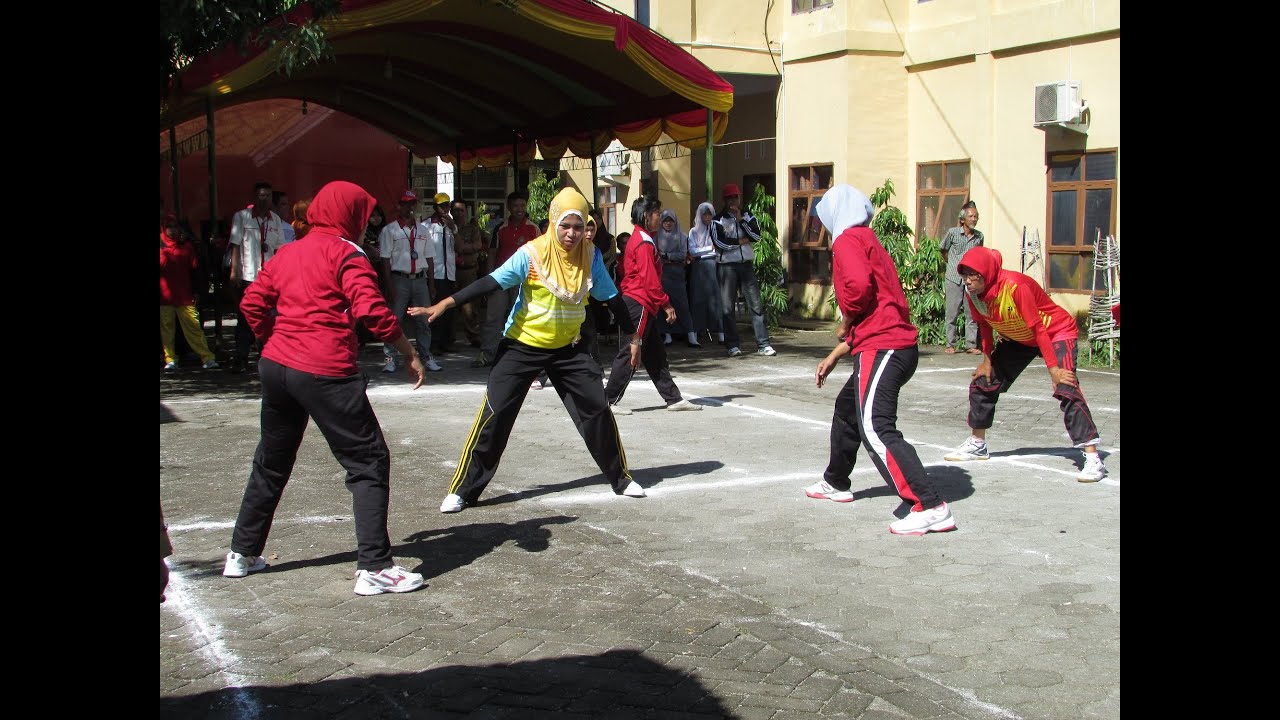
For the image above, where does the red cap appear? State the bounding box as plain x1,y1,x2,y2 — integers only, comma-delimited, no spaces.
721,183,741,198
399,190,417,203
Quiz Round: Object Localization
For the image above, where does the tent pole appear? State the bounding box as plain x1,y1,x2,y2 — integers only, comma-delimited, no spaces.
206,96,222,352
512,131,520,195
590,131,599,209
705,109,714,202
169,124,182,219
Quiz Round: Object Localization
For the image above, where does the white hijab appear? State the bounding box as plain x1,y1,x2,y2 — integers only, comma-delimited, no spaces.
687,201,717,251
815,185,875,237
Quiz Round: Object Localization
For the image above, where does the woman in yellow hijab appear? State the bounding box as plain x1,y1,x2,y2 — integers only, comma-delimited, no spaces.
414,187,646,512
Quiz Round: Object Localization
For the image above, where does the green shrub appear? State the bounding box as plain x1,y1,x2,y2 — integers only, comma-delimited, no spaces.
746,184,790,328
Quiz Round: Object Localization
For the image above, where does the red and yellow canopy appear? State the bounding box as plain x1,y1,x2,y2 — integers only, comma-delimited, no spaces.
163,0,734,165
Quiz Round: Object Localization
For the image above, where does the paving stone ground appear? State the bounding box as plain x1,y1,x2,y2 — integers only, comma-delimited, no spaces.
161,324,1119,719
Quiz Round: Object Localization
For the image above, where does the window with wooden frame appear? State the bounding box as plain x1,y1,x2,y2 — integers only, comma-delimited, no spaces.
1045,149,1118,294
787,164,834,283
915,160,971,246
792,0,833,12
598,185,620,236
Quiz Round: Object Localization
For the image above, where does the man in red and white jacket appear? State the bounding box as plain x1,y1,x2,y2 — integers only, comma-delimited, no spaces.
604,196,700,414
224,180,428,597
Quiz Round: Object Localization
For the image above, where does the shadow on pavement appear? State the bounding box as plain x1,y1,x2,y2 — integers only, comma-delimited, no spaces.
158,649,735,718
402,515,578,579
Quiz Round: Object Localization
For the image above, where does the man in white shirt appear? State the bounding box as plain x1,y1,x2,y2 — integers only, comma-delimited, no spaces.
380,191,443,373
228,181,287,372
426,192,458,354
273,190,295,244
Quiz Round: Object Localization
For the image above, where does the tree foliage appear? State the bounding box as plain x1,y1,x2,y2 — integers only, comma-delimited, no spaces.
160,0,343,100
525,172,561,225
746,184,790,329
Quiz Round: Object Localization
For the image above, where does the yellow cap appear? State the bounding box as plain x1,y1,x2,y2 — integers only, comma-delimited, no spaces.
433,192,450,205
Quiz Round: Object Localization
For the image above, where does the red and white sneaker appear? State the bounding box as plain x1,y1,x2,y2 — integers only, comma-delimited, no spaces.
353,565,425,596
889,502,957,536
804,480,854,503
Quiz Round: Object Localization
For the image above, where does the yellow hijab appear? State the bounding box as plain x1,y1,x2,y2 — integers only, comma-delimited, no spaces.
525,187,594,304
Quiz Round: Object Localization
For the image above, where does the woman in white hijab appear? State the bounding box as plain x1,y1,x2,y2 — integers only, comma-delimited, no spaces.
806,184,957,536
685,201,723,344
654,209,695,346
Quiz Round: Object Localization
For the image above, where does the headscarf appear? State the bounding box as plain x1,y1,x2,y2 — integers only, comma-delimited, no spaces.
956,246,1005,302
291,199,312,239
526,187,594,303
160,213,180,245
688,201,716,252
815,184,875,237
305,181,375,244
655,209,686,259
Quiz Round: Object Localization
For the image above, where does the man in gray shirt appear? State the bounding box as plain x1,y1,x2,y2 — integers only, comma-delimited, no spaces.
938,201,983,354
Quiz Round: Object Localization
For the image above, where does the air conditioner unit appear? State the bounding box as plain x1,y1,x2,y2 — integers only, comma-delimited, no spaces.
1034,81,1088,129
596,139,631,181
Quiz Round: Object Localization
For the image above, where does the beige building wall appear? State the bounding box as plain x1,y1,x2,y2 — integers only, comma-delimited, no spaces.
570,1,1119,319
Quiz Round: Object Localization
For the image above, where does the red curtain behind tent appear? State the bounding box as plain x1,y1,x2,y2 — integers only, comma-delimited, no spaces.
160,108,409,237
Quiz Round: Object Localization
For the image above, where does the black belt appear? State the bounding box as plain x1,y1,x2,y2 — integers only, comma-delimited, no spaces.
393,271,428,279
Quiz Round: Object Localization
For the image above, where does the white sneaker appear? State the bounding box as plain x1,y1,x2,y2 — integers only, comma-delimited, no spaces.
727,347,743,358
202,359,220,370
686,332,702,348
663,333,673,346
381,357,397,373
889,502,957,536
944,437,990,461
1077,453,1106,483
163,361,179,372
758,345,777,357
666,399,701,412
804,480,854,503
439,494,464,513
530,378,544,390
610,405,633,416
621,481,647,497
222,551,268,578
353,565,425,596
425,358,444,372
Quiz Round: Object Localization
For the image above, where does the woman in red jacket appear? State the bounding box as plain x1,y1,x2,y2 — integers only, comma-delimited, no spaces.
604,196,701,414
222,181,428,596
810,185,955,536
943,245,1105,482
159,214,218,371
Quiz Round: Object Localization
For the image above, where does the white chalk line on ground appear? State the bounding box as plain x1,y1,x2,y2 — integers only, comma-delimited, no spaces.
164,570,262,719
646,392,1119,480
168,515,351,532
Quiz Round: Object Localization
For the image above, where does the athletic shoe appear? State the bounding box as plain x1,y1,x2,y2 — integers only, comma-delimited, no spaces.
222,551,268,578
163,361,179,372
202,359,220,370
353,565,425,596
530,378,544,390
666,399,701,412
758,345,777,357
663,333,673,346
381,357,397,374
439,494,464,513
727,347,743,358
686,332,702,348
944,437,990,461
804,480,854,503
1077,453,1106,483
889,502,957,535
425,358,444,372
621,481,647,498
610,405,633,416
